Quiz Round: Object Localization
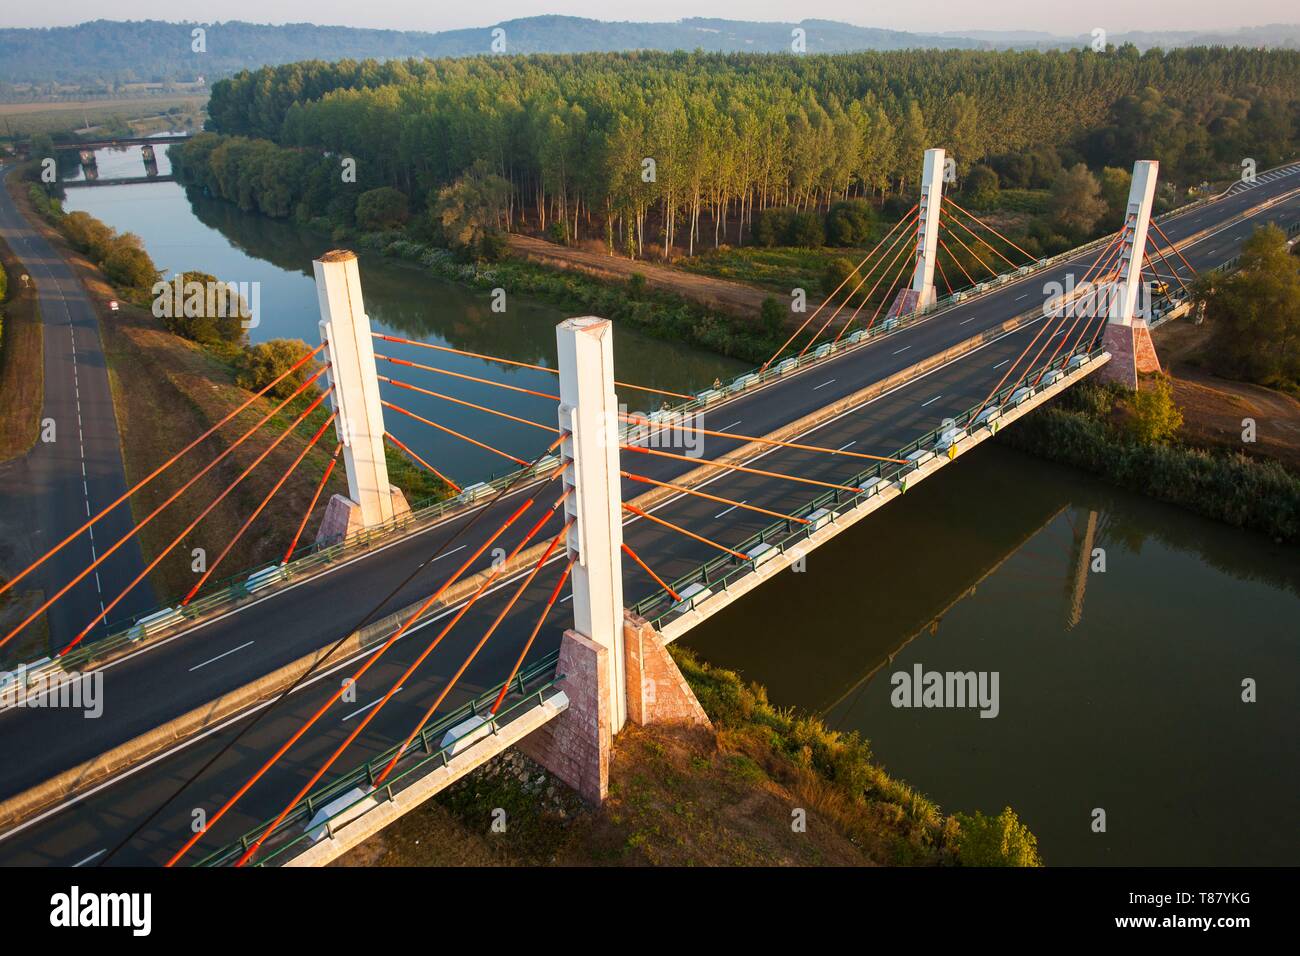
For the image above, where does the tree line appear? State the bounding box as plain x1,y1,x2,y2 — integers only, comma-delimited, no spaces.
183,47,1300,259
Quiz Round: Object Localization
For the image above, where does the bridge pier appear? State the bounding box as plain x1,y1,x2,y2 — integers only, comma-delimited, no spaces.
889,147,946,317
311,250,409,546
1098,160,1163,390
519,317,709,803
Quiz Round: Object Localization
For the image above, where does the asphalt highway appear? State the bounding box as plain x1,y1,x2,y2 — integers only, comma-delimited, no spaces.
0,162,1297,865
0,166,154,659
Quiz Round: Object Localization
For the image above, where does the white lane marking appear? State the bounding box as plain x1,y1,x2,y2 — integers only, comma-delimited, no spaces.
837,441,857,452
959,316,976,324
892,345,911,355
714,500,746,518
431,545,467,563
73,849,107,868
993,360,1010,369
342,688,402,721
721,420,742,431
189,641,255,672
1015,293,1029,300
813,379,835,390
920,394,943,407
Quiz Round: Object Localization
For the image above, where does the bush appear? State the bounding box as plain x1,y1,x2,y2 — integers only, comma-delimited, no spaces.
787,210,825,248
825,199,876,246
953,808,1042,866
1120,374,1183,445
962,164,1001,207
234,338,318,400
753,207,795,247
354,187,409,231
477,229,511,263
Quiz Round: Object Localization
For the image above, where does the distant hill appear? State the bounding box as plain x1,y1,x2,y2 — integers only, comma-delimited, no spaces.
2,16,1298,89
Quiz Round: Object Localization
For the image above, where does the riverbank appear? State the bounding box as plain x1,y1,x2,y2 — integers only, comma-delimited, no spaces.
338,647,1040,867
0,224,41,461
998,376,1300,543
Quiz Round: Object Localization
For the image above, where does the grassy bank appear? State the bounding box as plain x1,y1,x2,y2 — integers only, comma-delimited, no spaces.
999,379,1300,543
0,227,41,462
342,647,1041,867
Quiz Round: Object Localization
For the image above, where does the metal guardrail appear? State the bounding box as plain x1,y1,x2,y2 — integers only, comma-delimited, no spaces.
194,649,562,867
629,341,1109,629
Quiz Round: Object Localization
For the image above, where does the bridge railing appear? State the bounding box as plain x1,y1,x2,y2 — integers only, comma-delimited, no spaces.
629,339,1109,629
192,649,563,867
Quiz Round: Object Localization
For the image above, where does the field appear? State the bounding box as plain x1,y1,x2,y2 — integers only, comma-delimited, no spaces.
0,95,207,137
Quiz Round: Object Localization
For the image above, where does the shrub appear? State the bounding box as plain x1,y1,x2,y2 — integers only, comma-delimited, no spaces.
953,808,1042,866
354,187,409,231
753,207,795,247
234,338,318,400
1120,374,1183,445
825,199,876,246
787,210,825,248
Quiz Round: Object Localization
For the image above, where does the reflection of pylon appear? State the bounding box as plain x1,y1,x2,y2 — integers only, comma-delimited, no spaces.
1066,510,1099,631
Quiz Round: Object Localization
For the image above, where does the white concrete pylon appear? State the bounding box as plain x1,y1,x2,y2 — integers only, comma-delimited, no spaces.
556,317,627,732
910,147,946,310
313,250,399,529
1109,159,1160,327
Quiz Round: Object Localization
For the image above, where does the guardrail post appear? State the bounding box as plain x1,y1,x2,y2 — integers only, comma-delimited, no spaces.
312,250,411,544
1098,160,1163,389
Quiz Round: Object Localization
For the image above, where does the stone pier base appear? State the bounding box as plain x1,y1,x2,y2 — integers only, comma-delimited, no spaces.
624,611,711,729
518,630,610,804
1097,321,1161,390
314,487,411,548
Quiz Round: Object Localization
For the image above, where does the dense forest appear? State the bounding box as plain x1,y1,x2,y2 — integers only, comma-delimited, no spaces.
171,47,1300,260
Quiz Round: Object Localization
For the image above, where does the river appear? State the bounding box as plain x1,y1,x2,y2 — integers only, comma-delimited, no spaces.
63,145,1299,866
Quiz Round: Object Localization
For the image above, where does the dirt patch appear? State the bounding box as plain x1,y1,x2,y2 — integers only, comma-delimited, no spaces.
510,233,771,317
0,229,42,462
1153,320,1300,472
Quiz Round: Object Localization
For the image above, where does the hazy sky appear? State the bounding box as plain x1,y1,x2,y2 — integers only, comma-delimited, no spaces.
2,1,1293,35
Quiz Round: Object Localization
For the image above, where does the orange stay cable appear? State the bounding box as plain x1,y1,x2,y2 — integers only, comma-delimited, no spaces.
941,209,1021,270
938,236,978,288
182,413,336,606
1143,235,1192,295
236,504,571,866
490,556,575,715
935,255,954,297
837,217,921,342
761,204,918,370
371,335,685,402
801,210,919,355
940,212,1000,276
861,230,926,334
372,518,574,788
621,542,681,602
621,470,811,525
62,388,335,655
1149,219,1198,278
282,443,341,565
375,353,560,401
0,365,331,654
622,502,750,562
382,400,529,467
621,443,862,493
0,343,326,605
164,494,541,867
620,413,907,463
378,375,561,432
382,432,461,493
943,196,1038,262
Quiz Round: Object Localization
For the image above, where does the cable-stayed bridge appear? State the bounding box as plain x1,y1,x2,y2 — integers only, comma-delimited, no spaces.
1,153,1298,867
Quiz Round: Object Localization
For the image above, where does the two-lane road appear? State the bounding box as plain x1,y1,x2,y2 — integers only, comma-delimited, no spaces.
0,167,153,657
